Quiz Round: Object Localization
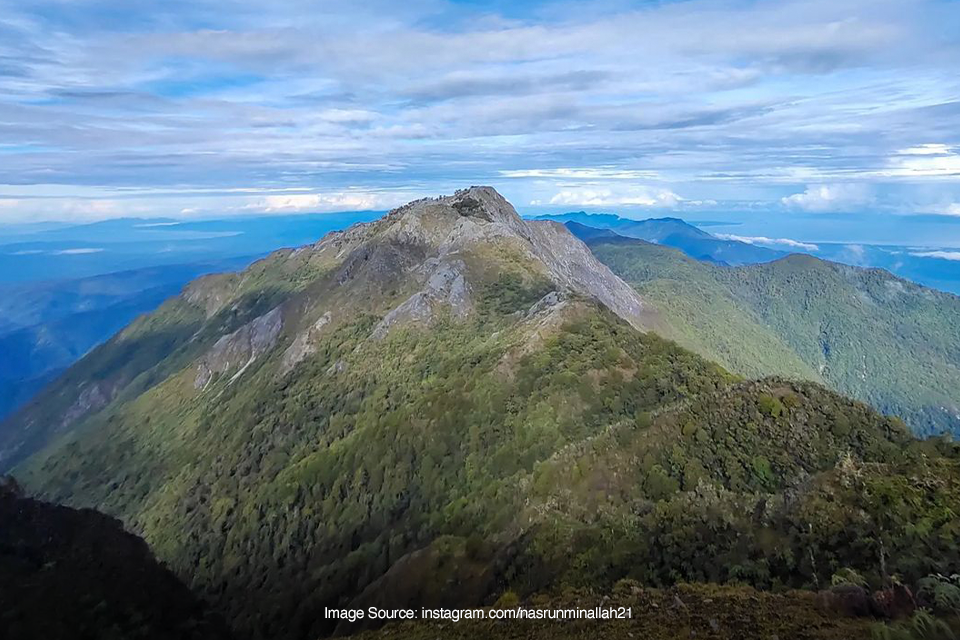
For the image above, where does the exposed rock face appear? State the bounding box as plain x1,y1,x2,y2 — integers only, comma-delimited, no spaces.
525,290,566,319
371,259,472,339
60,381,117,429
279,311,333,376
356,186,654,334
523,219,650,330
195,306,283,389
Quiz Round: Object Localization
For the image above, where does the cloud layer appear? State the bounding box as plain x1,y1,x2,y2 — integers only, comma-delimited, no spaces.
1,0,960,221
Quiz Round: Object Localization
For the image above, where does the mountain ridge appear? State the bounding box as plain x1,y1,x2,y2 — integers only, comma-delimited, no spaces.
535,211,785,265
0,187,657,472
582,233,960,436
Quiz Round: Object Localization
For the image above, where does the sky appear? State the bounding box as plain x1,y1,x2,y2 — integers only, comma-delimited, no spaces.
1,0,960,225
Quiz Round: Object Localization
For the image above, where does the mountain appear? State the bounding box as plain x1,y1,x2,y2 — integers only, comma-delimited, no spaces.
561,221,622,242
582,235,960,437
0,477,233,640
0,259,255,421
4,188,959,640
534,211,785,265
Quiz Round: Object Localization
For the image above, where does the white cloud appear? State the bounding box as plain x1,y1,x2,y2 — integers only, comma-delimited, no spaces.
0,197,133,223
317,109,379,124
841,244,867,264
898,144,954,156
243,191,402,213
546,186,683,207
910,250,960,261
2,0,960,222
53,248,104,255
781,184,870,212
716,234,819,251
501,168,661,180
878,144,960,179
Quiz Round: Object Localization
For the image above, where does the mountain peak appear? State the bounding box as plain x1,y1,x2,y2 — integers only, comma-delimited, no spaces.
310,187,652,331
386,186,521,226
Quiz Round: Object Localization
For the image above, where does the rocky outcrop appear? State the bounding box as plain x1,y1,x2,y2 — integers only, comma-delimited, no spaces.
371,259,471,339
60,381,118,429
195,307,283,389
524,219,652,330
279,311,332,376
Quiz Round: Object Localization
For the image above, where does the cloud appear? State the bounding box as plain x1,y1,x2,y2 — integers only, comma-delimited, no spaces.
501,168,660,180
716,234,819,251
546,186,683,207
840,244,867,265
899,144,954,156
1,0,960,221
910,250,960,261
0,196,133,223
53,248,104,255
781,184,871,212
884,145,960,178
404,70,607,102
242,191,403,213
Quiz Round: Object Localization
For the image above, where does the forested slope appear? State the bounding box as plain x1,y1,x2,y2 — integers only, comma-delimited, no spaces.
586,235,960,437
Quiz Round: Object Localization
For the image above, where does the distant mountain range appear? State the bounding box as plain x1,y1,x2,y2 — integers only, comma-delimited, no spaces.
0,259,255,421
3,188,959,640
571,229,960,437
0,212,382,421
534,212,785,265
536,211,960,296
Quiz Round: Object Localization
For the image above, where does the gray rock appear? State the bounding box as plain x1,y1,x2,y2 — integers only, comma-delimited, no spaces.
279,311,332,376
195,306,283,389
370,259,471,339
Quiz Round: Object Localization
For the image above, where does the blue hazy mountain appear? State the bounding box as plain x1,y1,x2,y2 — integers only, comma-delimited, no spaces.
0,259,259,420
536,212,785,265
0,212,381,284
553,213,960,295
0,211,381,420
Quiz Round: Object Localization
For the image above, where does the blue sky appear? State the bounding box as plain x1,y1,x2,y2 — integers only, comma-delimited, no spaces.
1,0,960,224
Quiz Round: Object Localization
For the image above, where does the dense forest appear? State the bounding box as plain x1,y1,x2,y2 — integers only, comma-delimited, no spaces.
583,234,960,437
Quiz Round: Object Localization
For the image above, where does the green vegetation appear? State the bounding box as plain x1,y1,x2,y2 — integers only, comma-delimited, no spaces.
17,298,960,639
17,300,737,639
587,238,960,437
